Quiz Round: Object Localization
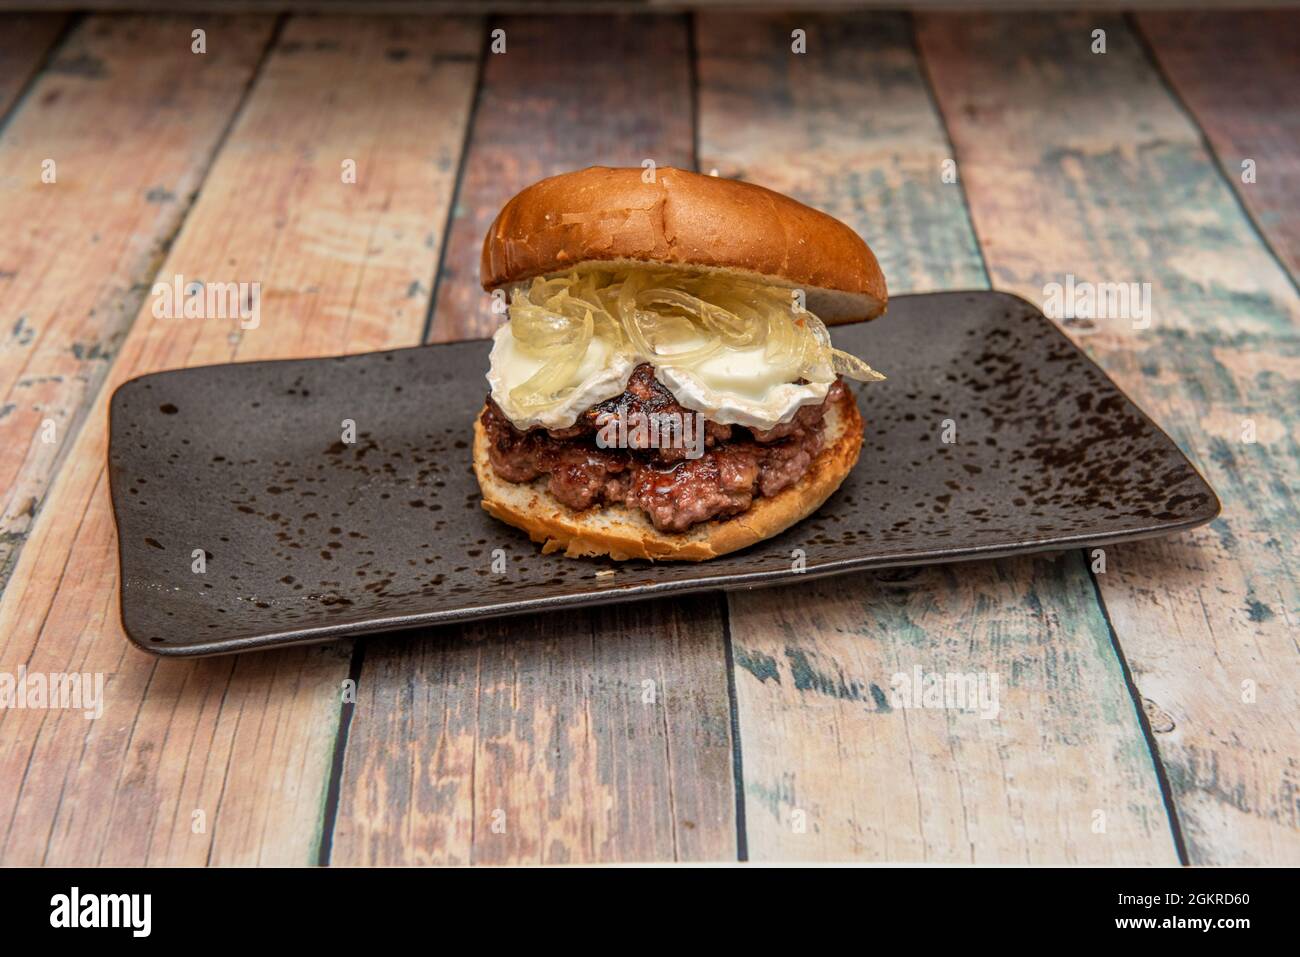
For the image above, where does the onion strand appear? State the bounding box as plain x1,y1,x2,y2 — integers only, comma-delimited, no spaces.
505,267,884,408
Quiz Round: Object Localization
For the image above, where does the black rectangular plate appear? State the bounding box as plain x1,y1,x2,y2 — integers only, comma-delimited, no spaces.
108,291,1219,656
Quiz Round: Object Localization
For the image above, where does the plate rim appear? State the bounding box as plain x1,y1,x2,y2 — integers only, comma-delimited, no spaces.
106,290,1222,657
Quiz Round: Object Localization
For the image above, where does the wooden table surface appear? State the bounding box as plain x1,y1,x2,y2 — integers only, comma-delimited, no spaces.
0,9,1295,866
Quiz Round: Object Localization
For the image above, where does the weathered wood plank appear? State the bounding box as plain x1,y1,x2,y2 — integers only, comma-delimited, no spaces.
331,14,738,865
918,10,1300,864
1137,10,1300,280
0,14,67,117
697,13,983,295
0,15,481,866
426,13,693,342
0,15,274,593
699,11,1179,863
335,596,736,864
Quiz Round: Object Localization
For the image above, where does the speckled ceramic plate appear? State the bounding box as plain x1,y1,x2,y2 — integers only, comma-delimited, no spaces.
107,291,1219,656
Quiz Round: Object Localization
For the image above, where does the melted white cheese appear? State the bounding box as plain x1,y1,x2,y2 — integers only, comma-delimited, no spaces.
487,325,634,430
487,323,831,431
657,357,829,430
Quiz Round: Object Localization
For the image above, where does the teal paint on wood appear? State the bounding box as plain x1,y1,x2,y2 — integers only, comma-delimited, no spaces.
696,11,986,294
1137,11,1300,281
918,10,1300,864
334,14,739,865
698,10,1177,863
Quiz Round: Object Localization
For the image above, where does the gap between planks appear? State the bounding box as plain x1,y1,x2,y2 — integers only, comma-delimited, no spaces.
327,12,740,866
700,10,1181,864
917,9,1299,865
0,15,280,595
0,14,483,866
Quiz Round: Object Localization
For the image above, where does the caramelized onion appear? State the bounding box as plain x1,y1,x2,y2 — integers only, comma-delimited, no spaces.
505,267,884,408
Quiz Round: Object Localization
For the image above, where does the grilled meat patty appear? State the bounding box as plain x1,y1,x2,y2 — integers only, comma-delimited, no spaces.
481,364,846,532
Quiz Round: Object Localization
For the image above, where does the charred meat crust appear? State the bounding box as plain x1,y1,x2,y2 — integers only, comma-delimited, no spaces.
481,365,847,532
542,363,734,455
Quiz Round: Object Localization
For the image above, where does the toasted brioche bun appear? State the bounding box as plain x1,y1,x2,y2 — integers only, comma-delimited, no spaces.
473,386,864,561
480,166,886,325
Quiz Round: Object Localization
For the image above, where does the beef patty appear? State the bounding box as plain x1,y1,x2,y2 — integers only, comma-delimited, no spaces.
481,364,847,532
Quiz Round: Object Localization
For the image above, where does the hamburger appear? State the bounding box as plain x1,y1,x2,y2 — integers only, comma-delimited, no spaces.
472,166,887,561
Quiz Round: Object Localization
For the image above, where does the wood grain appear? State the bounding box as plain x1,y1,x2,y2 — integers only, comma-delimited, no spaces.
0,14,67,118
697,12,983,295
699,11,1179,863
0,15,481,865
1137,10,1300,280
0,15,274,593
334,596,737,864
426,13,693,342
918,11,1299,864
331,14,738,865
